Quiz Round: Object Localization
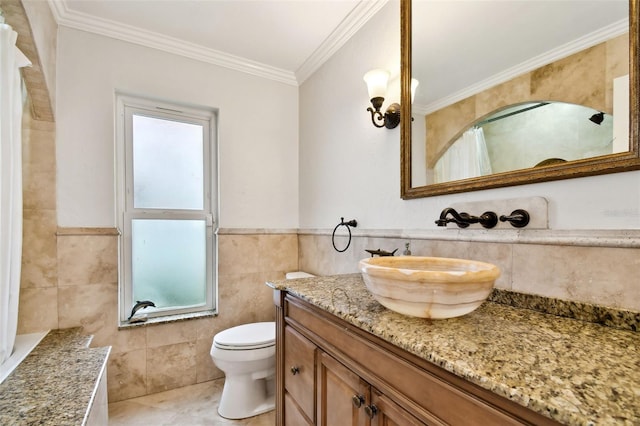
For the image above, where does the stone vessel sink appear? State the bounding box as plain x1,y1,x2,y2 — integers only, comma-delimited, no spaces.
359,256,500,319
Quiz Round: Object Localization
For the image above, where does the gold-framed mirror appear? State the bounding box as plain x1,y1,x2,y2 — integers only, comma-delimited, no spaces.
401,0,640,199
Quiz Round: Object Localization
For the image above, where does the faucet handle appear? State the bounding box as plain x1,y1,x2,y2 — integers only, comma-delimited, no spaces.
479,211,498,229
499,209,530,228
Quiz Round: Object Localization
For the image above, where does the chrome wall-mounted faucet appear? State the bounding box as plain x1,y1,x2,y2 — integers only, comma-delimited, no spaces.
435,208,498,229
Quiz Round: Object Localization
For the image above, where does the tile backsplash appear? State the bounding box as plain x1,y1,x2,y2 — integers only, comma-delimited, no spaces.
299,230,640,312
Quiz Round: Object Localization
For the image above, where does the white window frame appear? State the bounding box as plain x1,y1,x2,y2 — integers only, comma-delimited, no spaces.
115,94,217,323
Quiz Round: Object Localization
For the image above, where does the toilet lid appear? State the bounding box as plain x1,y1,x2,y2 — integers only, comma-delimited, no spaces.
214,322,275,350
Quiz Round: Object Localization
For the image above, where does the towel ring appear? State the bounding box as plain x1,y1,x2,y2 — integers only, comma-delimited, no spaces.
332,217,357,253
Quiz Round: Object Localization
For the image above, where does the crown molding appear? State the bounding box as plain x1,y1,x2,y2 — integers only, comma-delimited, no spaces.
295,0,389,84
47,0,298,85
416,18,629,115
47,0,385,86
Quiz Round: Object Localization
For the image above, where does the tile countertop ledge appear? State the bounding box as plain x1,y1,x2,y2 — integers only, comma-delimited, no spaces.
267,274,640,425
0,328,111,426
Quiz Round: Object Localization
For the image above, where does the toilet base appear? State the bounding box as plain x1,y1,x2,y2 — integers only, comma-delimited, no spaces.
217,374,275,420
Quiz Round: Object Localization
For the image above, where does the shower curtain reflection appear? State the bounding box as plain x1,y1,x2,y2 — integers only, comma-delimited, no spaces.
0,17,31,366
434,127,492,183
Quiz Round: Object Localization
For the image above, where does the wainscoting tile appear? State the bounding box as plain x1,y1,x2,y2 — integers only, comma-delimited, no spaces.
512,244,640,310
146,342,197,394
58,282,117,329
475,74,531,118
258,234,298,273
17,286,58,333
21,208,57,288
146,321,197,348
217,272,277,325
57,235,117,286
108,349,148,402
218,235,262,275
22,169,56,210
531,44,606,111
196,337,222,383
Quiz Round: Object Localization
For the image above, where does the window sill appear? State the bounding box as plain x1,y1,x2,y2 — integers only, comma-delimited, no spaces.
118,310,217,329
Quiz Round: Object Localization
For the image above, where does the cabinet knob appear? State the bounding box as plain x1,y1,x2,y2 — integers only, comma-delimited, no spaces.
290,366,300,375
352,394,364,408
364,404,378,419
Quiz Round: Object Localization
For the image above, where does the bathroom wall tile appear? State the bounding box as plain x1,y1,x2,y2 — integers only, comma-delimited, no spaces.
100,326,147,355
512,244,640,310
531,44,607,113
406,238,438,257
22,169,56,210
21,208,57,288
146,342,197,394
108,349,148,402
17,286,58,333
299,234,370,276
57,235,118,286
431,240,512,290
58,282,118,328
218,235,261,275
475,74,530,118
426,97,476,168
146,321,197,348
300,236,513,290
605,33,630,111
258,234,298,273
195,337,222,383
299,235,334,275
22,125,56,173
194,316,221,343
24,117,55,132
217,272,277,326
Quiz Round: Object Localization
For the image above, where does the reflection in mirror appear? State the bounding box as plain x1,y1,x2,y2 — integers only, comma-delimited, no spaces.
432,102,619,184
400,0,640,198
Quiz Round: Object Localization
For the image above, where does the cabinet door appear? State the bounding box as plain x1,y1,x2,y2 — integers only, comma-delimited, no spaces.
317,351,369,426
284,326,316,423
285,392,314,426
368,388,432,426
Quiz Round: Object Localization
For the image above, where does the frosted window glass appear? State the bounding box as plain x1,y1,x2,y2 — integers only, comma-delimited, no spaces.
132,115,204,210
131,219,206,308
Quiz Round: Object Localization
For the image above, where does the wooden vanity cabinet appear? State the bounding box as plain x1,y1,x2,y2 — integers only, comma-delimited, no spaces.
274,290,559,426
318,351,424,426
283,325,316,424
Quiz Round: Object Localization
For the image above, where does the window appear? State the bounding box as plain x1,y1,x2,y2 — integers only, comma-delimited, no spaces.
116,94,217,323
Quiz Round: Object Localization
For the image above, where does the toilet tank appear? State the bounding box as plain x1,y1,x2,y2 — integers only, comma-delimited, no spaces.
285,271,315,279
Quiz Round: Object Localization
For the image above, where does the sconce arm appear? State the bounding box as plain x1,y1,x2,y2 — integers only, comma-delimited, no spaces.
367,106,387,128
367,100,401,130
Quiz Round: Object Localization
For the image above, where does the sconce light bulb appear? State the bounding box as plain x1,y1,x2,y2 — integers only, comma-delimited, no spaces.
411,78,419,103
364,69,390,99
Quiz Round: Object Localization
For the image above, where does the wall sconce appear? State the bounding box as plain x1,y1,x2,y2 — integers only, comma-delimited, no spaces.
363,69,418,129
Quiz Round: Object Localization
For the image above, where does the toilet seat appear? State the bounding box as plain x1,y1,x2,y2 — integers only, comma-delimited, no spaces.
214,322,275,351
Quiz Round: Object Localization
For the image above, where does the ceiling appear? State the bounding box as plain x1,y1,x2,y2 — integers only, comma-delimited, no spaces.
47,0,388,85
44,0,629,103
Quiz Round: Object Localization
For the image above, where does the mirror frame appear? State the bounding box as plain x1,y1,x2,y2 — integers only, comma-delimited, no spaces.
400,0,640,199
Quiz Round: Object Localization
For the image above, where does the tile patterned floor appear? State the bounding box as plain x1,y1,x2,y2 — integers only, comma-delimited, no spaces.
108,379,275,425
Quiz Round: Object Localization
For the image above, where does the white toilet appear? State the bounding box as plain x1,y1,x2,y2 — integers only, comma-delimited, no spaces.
210,271,315,419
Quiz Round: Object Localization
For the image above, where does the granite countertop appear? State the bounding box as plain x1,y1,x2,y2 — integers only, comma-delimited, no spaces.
0,328,111,426
268,274,640,425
